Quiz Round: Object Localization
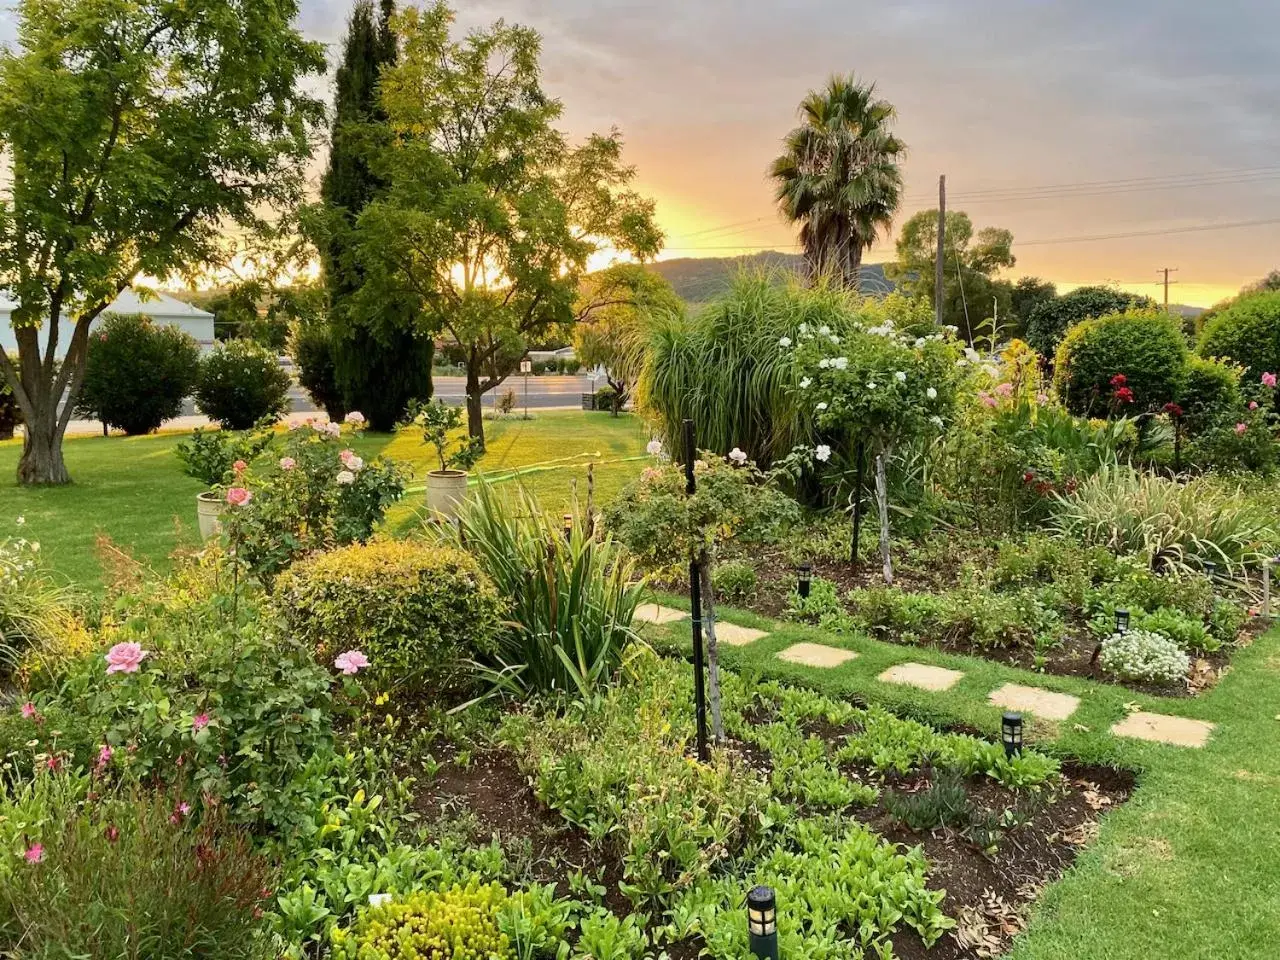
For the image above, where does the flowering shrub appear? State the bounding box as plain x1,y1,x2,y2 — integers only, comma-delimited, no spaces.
174,422,275,487
274,539,505,695
0,774,274,959
225,417,407,582
1099,630,1190,684
1053,310,1188,416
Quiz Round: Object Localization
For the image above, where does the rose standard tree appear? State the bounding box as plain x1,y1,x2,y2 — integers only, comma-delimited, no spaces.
0,0,325,484
787,298,964,583
348,2,662,449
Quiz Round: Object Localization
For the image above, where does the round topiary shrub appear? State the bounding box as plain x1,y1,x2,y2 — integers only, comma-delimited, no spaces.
1026,285,1157,359
73,314,201,435
1176,355,1242,434
1099,629,1190,685
1053,311,1188,416
195,339,291,430
1197,290,1280,400
273,539,505,693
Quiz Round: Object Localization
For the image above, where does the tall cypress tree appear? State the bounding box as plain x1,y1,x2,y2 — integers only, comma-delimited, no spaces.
321,0,433,432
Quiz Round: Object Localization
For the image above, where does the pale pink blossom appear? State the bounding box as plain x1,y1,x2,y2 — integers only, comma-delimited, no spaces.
325,422,342,438
1263,372,1277,388
279,457,296,471
192,713,210,732
232,460,247,475
344,411,366,425
335,470,355,486
978,391,998,408
1036,393,1050,404
20,702,37,720
339,450,364,471
334,650,370,675
994,382,1014,397
178,802,191,816
105,642,148,675
96,744,112,767
23,844,43,864
225,487,252,507
1236,422,1249,435
1250,401,1259,410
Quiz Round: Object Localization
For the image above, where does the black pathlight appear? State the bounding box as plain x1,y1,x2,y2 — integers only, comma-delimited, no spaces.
797,564,813,600
746,885,779,960
562,513,573,542
1115,608,1130,634
1002,711,1024,758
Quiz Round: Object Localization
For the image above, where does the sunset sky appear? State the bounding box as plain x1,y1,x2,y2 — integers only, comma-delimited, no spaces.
7,1,1279,306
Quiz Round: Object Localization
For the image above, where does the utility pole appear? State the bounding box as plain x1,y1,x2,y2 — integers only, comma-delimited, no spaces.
935,175,946,324
1158,267,1179,314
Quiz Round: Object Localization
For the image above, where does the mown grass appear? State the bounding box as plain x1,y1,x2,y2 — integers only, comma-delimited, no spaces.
646,594,1280,959
0,411,648,587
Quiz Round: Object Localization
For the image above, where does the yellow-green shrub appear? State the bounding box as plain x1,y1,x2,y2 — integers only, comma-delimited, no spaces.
329,882,513,960
274,540,504,692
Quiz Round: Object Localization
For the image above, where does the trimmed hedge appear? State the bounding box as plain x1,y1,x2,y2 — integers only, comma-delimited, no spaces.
1026,286,1157,358
1177,355,1241,434
1197,290,1280,399
1054,311,1188,416
273,539,505,693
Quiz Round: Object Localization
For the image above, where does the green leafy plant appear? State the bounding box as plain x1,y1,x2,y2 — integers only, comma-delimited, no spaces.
0,356,20,440
174,422,275,487
437,482,644,697
711,560,757,603
0,523,86,681
329,880,515,959
195,339,292,430
274,539,505,694
1053,310,1188,416
406,399,483,472
72,314,202,435
1197,290,1280,404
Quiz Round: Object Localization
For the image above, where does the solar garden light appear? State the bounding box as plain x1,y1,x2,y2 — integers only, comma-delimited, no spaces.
562,513,573,542
746,885,780,960
1001,712,1023,758
797,564,813,600
1115,608,1130,634
1204,560,1218,587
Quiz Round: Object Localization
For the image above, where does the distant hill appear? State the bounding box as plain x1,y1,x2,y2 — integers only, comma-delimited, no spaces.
647,252,893,303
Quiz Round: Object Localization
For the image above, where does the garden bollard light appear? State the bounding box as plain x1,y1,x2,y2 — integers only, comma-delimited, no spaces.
747,885,780,960
563,513,573,542
1115,609,1129,634
797,564,812,600
1001,712,1023,758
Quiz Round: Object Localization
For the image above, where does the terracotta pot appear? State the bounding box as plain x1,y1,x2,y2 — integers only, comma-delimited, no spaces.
426,469,469,522
196,491,225,541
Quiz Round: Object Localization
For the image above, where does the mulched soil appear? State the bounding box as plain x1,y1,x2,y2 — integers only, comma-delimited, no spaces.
696,543,1253,698
412,722,1134,960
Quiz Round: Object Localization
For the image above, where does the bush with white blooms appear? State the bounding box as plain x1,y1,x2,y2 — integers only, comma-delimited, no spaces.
1099,629,1190,684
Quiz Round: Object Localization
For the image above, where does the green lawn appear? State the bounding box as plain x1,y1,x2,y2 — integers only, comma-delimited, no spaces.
0,410,649,587
647,597,1280,959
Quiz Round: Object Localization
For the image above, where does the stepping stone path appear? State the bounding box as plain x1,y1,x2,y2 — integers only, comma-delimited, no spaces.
1111,711,1215,748
777,642,858,668
878,662,964,692
988,683,1080,721
714,622,770,647
634,603,688,625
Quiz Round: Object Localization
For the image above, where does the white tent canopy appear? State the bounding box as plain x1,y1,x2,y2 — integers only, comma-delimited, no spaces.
0,289,215,357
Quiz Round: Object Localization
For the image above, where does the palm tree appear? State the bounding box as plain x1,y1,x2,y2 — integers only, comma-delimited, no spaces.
769,75,906,288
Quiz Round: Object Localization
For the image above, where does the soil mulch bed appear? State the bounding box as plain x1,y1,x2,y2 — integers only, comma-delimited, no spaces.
413,728,1133,960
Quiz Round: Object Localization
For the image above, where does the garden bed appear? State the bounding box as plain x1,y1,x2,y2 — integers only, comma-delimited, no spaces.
407,655,1134,960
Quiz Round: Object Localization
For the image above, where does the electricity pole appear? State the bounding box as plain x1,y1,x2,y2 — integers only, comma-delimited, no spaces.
935,175,946,324
1158,267,1178,314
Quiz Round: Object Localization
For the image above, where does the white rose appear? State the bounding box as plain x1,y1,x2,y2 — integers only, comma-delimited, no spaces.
895,371,906,382
729,447,748,465
799,377,812,389
867,382,877,390
926,387,938,400
336,470,356,485
930,415,944,428
832,357,848,370
778,336,792,348
816,401,828,411
815,444,832,462
646,439,663,456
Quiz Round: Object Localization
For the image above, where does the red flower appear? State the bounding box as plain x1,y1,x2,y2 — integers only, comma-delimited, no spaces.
1113,386,1134,404
1022,470,1035,483
1163,402,1184,419
104,824,119,843
1110,373,1128,387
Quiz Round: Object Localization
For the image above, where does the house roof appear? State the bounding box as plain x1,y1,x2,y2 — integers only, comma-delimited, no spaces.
0,289,214,321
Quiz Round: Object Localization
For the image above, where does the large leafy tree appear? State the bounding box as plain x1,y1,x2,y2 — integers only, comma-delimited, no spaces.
321,0,434,433
887,210,1016,345
769,75,905,288
573,265,683,415
0,0,324,484
350,3,662,447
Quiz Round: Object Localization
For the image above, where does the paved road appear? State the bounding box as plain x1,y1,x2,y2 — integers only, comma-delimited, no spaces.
56,374,601,436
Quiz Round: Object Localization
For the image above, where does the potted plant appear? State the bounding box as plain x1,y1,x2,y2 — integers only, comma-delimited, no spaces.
407,400,483,521
174,424,274,539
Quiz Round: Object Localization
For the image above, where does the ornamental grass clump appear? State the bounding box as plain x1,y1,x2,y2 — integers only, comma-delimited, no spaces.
1099,630,1190,685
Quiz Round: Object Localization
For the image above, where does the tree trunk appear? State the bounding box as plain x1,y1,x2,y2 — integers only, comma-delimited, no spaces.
18,403,71,485
464,364,486,450
874,451,893,585
699,559,725,743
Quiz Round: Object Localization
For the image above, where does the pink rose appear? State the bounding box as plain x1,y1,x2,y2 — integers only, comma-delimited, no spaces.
334,650,370,675
193,713,210,732
96,744,113,767
1250,401,1259,410
1036,393,1049,404
104,641,148,675
20,702,37,720
1263,372,1277,388
225,487,252,507
232,460,247,475
23,844,43,864
279,457,296,471
1236,422,1248,435
344,411,365,425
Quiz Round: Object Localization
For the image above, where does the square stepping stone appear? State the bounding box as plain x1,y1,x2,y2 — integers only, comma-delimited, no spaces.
712,621,769,647
878,662,964,692
634,603,688,625
776,642,858,668
1111,711,1215,748
988,683,1080,721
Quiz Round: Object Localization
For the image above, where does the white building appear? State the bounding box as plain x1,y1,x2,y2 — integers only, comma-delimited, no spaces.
0,289,216,357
